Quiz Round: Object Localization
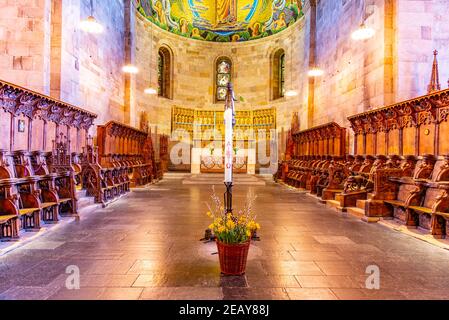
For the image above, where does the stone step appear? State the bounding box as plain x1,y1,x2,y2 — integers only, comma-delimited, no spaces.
182,174,266,186
347,206,380,223
347,207,365,219
76,189,87,198
326,200,346,212
356,199,367,210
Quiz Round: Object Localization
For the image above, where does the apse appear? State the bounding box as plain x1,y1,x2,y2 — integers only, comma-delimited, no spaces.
136,0,305,42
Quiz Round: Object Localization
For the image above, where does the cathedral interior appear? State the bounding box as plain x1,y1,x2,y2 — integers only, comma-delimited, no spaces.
1,0,449,302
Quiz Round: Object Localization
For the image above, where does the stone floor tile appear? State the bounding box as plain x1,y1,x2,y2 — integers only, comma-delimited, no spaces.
295,275,361,289
285,288,338,300
140,287,223,300
0,175,448,300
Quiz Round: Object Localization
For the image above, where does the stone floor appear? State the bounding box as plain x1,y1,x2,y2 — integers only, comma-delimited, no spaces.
1,173,449,300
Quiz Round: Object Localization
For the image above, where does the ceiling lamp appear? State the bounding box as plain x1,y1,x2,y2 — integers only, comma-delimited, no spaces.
285,90,298,97
80,16,104,34
80,1,103,34
144,87,157,95
351,23,375,41
308,67,324,77
122,64,139,74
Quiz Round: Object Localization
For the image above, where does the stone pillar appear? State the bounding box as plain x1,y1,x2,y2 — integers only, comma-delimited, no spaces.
124,0,137,127
50,0,62,99
307,0,317,128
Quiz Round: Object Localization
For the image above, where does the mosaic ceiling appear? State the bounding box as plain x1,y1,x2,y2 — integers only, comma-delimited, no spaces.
136,0,305,42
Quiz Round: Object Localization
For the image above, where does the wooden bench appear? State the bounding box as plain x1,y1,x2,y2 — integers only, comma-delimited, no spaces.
316,156,350,199
334,155,385,209
0,179,20,241
405,183,449,237
307,156,332,194
380,154,443,225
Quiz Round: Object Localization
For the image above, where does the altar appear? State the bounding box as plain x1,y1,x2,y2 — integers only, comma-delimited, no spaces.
169,106,276,175
191,147,256,174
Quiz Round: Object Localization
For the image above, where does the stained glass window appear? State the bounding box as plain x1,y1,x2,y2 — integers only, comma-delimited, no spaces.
216,58,232,101
158,51,164,97
158,46,172,99
279,53,285,98
272,49,285,100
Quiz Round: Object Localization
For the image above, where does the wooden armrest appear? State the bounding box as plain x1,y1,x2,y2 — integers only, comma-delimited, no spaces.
408,206,433,214
0,215,17,223
384,200,406,207
435,211,449,219
19,208,40,216
41,202,57,209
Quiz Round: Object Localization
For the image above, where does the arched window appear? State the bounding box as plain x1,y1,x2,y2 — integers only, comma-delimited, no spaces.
272,49,285,100
215,57,232,102
158,46,172,99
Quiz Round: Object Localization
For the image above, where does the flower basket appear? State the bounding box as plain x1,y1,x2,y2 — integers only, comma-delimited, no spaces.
216,240,250,276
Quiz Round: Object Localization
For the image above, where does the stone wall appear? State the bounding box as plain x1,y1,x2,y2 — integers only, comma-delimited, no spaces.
395,0,449,100
58,0,127,125
0,0,127,128
312,0,394,131
0,0,52,93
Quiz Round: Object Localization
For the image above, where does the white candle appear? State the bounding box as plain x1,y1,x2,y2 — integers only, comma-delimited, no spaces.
224,108,233,183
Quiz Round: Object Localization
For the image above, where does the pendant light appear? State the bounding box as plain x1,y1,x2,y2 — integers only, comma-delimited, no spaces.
351,1,375,41
80,0,104,34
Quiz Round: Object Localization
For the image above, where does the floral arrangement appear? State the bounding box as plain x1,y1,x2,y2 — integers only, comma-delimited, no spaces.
205,186,260,244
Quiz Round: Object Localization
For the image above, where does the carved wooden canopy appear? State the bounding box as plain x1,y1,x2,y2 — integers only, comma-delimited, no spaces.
348,88,449,135
0,79,97,129
293,122,345,143
100,121,149,140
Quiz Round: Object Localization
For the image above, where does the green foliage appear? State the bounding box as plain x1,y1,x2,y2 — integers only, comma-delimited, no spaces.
205,32,217,41
237,31,251,41
216,35,230,42
290,4,300,17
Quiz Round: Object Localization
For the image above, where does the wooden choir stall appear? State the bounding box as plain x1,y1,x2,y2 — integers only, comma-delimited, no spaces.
0,80,96,240
277,88,449,238
81,121,160,207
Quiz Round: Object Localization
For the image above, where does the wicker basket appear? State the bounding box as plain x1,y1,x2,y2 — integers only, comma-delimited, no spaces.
216,240,250,276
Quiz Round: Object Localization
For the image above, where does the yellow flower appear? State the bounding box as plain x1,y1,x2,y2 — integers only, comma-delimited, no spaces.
246,230,251,237
208,223,214,230
226,220,235,229
206,211,212,218
217,226,225,233
246,220,260,231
